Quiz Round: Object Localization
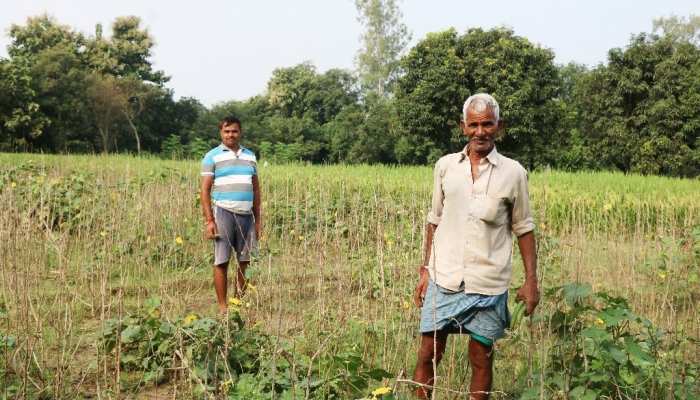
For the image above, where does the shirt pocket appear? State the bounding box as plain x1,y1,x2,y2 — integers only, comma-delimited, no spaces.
473,195,510,226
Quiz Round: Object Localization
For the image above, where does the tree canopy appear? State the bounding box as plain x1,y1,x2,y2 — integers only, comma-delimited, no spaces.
1,12,698,177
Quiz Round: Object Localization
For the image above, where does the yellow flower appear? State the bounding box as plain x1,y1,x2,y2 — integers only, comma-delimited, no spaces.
220,379,233,391
100,231,107,237
298,235,304,241
11,182,17,188
290,229,295,235
175,236,184,245
371,386,392,396
402,300,411,310
247,283,257,292
183,313,198,326
603,203,613,212
658,271,667,279
595,318,605,326
228,297,242,306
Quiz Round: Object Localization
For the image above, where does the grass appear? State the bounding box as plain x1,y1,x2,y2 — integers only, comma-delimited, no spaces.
0,152,698,399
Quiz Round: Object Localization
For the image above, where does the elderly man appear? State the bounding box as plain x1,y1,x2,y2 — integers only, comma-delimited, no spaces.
412,94,539,399
200,116,261,314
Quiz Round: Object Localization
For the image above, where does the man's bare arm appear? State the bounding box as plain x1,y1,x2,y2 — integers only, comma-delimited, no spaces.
515,231,539,315
200,176,217,238
414,222,437,307
421,223,437,270
252,174,262,238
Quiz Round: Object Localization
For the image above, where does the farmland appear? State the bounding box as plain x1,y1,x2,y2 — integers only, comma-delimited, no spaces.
1,153,698,399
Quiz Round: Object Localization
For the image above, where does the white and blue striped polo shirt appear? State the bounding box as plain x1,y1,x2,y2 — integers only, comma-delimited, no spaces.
201,144,257,214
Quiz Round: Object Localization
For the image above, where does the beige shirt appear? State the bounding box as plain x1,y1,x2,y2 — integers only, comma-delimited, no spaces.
426,147,535,295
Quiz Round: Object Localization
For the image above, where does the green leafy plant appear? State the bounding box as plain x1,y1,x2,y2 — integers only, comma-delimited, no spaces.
0,299,19,400
1,161,96,231
520,283,698,399
100,298,392,398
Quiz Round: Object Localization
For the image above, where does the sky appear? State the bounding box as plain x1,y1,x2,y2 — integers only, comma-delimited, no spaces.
1,0,698,106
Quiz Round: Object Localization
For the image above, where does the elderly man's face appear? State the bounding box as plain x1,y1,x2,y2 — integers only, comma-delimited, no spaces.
461,106,502,156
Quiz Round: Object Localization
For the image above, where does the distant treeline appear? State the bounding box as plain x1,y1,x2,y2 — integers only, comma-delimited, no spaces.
1,14,699,177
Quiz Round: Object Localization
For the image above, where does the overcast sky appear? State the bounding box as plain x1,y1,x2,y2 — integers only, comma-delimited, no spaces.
2,0,697,106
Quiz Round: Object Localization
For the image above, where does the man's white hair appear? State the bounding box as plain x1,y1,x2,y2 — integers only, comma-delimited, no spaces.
462,93,500,122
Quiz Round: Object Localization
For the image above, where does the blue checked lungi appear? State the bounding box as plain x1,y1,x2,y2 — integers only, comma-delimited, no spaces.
420,279,510,344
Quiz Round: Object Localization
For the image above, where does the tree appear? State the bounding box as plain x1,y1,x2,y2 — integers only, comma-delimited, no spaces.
267,63,358,124
576,33,700,176
86,73,123,153
552,63,590,169
354,0,410,96
2,15,88,151
7,14,85,59
653,14,700,45
0,55,50,150
116,77,157,154
394,28,561,167
88,16,168,85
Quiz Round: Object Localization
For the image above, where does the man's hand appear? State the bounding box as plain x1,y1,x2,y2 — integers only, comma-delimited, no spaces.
515,278,540,316
413,267,429,308
255,220,262,241
205,220,218,240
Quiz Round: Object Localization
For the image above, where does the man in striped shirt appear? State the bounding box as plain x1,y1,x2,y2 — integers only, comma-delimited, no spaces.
200,116,261,313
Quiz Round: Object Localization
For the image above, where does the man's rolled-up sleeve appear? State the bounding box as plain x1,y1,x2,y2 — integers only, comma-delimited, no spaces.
511,167,535,236
426,160,444,225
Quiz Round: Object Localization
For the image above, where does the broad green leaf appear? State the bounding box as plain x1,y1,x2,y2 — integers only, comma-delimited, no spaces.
144,297,161,310
599,307,630,326
624,337,654,367
562,283,592,305
120,325,143,343
581,327,609,341
619,366,637,385
606,344,627,364
569,386,586,397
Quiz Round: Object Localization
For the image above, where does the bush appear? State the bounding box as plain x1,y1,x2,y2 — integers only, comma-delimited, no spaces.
519,283,699,399
100,298,392,398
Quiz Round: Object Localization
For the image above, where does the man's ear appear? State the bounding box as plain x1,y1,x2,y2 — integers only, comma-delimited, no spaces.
496,119,506,139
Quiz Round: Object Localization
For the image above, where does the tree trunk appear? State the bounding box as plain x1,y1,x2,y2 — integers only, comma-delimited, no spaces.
98,126,110,153
124,114,141,155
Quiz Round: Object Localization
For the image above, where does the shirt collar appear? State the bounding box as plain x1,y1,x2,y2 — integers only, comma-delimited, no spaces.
460,144,500,166
220,143,244,156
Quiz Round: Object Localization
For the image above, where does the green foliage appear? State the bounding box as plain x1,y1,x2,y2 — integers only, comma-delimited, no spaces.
355,0,410,96
653,14,700,45
160,134,185,159
395,27,561,167
640,228,700,307
0,14,183,154
0,161,95,231
0,300,20,400
2,11,700,176
574,32,700,176
267,63,358,125
100,298,392,399
520,283,699,399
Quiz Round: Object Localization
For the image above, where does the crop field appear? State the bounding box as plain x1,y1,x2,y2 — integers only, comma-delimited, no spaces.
0,153,698,399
